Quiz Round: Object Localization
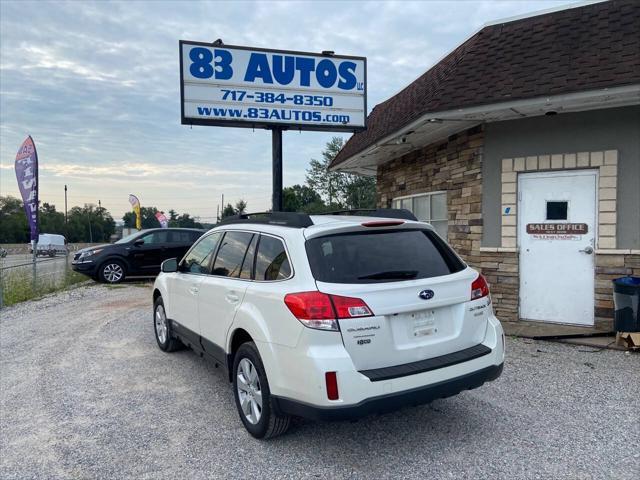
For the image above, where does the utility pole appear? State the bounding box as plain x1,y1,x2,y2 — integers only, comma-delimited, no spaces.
63,186,69,271
64,185,68,232
88,208,93,243
221,193,224,218
98,199,101,209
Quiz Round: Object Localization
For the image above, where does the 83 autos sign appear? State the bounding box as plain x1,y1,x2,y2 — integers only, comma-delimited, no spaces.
180,41,366,131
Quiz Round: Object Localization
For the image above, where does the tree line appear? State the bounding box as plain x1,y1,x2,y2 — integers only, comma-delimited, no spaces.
1,137,376,243
122,208,206,230
0,196,116,243
0,196,212,244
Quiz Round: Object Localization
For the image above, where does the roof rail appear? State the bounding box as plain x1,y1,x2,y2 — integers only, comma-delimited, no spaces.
317,208,418,221
218,211,314,228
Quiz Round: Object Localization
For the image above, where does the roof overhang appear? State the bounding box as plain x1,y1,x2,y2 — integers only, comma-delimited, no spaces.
331,84,640,175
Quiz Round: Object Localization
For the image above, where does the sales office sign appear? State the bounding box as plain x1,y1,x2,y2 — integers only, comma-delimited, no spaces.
527,223,588,240
180,41,367,132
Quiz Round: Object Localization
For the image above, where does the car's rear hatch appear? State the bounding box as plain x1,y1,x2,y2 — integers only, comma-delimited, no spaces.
305,221,490,371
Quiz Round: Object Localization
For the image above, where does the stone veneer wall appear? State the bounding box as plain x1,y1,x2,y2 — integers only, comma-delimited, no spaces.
479,250,519,322
595,253,640,323
377,125,484,267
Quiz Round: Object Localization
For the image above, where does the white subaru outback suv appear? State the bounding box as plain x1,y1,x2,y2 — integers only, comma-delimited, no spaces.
152,209,504,439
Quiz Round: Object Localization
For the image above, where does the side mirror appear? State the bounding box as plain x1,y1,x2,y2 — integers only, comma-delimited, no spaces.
133,238,144,246
161,258,178,273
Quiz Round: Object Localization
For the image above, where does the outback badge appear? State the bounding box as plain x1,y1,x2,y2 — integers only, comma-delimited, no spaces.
419,289,435,300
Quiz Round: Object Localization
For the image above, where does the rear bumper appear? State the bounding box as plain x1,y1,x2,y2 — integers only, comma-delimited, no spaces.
259,314,505,412
273,362,503,421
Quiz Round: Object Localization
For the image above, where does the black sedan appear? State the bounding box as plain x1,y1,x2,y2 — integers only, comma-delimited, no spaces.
72,228,205,283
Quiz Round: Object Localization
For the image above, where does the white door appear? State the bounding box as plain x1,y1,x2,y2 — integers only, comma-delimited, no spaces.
198,276,248,359
168,232,223,336
198,231,254,358
518,170,597,325
167,273,203,335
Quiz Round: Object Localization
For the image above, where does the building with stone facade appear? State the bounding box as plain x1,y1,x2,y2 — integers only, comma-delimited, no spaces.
330,0,640,332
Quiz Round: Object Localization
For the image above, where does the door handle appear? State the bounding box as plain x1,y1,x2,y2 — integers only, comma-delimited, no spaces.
579,246,594,254
226,292,240,304
189,286,199,295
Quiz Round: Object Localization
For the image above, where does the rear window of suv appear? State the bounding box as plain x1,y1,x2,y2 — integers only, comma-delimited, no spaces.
305,229,465,284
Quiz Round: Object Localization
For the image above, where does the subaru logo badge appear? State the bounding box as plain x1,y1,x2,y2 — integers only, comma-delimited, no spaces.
419,289,434,300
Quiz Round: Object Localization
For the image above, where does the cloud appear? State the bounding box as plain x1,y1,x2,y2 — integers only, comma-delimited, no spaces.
1,0,571,217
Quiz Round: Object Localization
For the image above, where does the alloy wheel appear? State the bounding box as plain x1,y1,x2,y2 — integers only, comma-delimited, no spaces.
103,263,124,283
236,358,262,424
155,304,167,344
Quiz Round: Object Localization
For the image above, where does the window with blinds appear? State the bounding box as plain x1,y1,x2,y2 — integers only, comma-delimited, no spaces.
392,192,448,239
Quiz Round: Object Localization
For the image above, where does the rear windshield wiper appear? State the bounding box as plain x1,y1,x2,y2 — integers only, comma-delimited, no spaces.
357,270,418,280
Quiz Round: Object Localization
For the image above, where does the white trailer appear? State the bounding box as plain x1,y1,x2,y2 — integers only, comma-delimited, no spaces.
34,234,68,257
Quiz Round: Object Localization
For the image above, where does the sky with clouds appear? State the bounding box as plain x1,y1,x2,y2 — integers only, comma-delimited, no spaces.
1,0,573,222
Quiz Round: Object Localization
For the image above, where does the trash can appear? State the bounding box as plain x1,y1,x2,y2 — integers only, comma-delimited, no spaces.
612,277,640,332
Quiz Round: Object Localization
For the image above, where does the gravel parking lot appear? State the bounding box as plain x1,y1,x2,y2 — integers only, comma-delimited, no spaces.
1,284,638,479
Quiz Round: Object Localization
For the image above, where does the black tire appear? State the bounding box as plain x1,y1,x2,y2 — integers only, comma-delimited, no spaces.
98,259,126,284
232,342,291,439
153,296,181,352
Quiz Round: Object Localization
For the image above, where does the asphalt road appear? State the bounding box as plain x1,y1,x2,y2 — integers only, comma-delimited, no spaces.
1,284,639,479
0,253,68,269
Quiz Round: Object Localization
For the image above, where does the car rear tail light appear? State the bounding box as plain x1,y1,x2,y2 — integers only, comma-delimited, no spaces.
325,372,339,400
284,291,337,331
330,295,373,318
284,292,373,331
471,274,490,300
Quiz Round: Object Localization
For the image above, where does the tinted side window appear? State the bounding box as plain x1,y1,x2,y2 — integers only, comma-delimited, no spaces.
170,231,192,244
212,232,254,278
239,235,258,279
255,236,291,281
142,231,169,244
190,231,204,242
305,229,465,284
181,233,221,274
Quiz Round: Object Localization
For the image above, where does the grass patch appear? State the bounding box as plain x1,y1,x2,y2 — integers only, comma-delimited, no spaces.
1,262,88,306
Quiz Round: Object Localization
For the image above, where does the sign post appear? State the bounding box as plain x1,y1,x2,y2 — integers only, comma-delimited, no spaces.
271,127,283,211
179,41,367,211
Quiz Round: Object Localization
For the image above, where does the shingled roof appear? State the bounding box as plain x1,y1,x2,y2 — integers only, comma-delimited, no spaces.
331,0,640,168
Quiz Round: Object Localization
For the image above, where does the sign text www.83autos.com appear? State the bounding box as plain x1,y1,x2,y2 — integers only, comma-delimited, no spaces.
180,41,366,132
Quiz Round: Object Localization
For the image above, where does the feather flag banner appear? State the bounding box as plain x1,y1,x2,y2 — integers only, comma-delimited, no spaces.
128,194,142,230
155,211,168,228
15,136,39,242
